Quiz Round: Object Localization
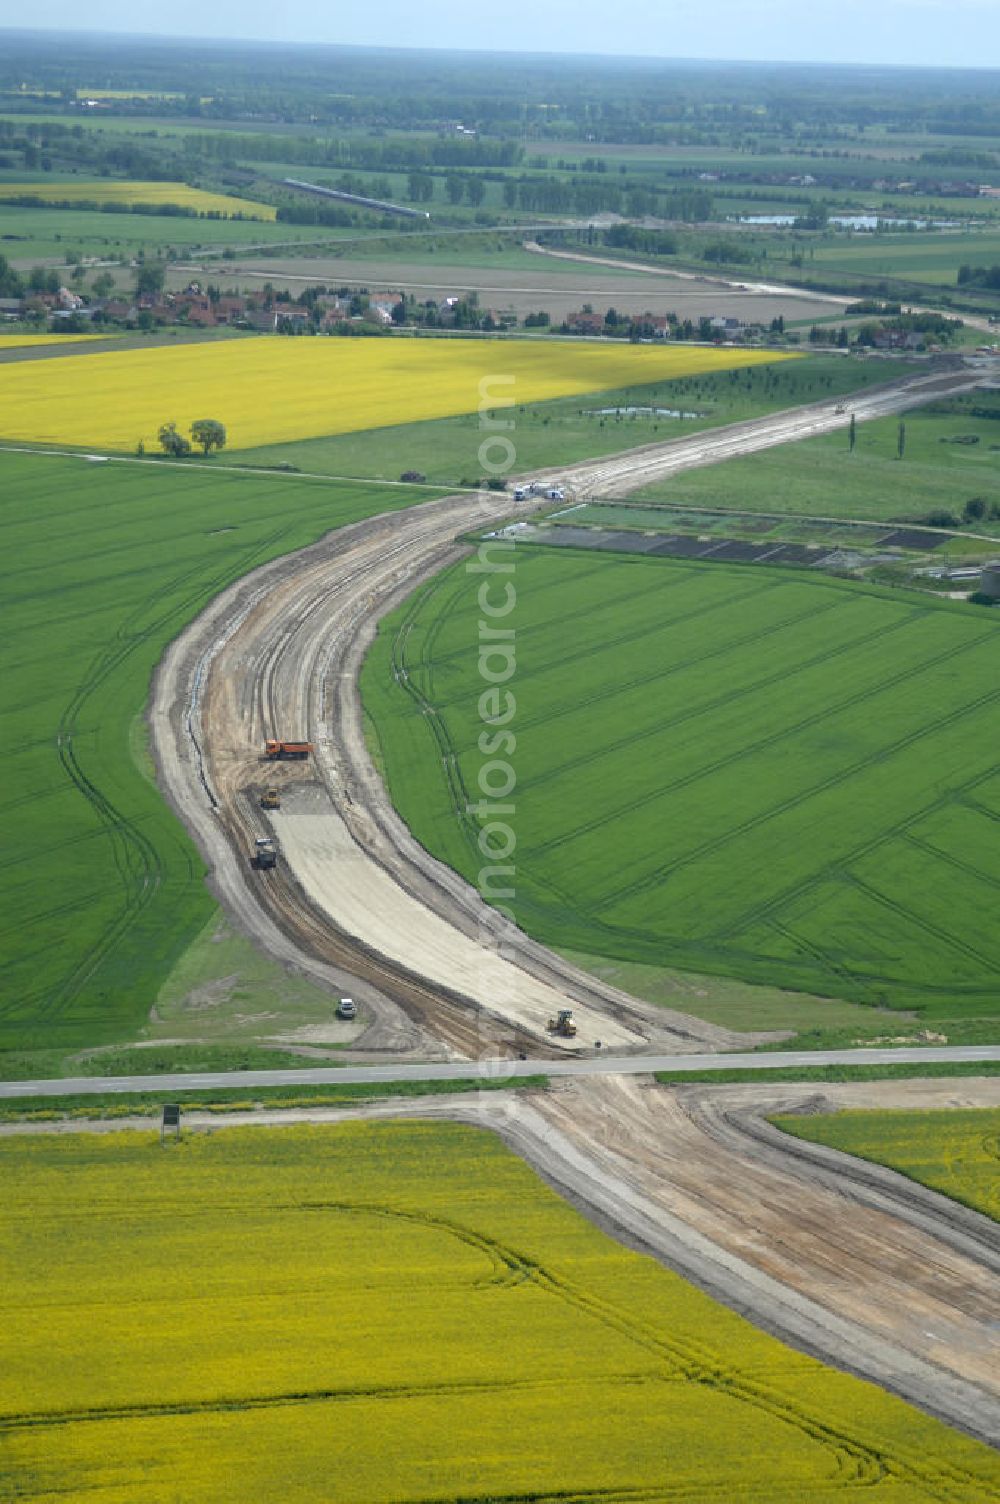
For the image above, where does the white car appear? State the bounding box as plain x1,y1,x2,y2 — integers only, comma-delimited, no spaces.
336,997,357,1021
546,487,566,501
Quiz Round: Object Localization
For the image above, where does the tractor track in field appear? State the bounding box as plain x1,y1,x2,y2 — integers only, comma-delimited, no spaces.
8,1075,1000,1455
11,526,302,1023
507,1075,1000,1450
464,1072,1000,1453
146,360,1000,1445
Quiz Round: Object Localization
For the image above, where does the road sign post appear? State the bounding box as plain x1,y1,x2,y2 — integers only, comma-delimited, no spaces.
161,1103,181,1144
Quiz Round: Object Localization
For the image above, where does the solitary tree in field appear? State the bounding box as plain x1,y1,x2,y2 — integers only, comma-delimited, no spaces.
190,419,227,456
897,420,906,460
158,421,191,457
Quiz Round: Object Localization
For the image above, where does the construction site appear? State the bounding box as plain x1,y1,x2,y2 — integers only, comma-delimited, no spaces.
137,363,1000,1448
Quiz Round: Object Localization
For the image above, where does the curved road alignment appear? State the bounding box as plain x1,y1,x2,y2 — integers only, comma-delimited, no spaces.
522,1076,1000,1447
2,1043,998,1098
526,239,1000,339
146,361,986,1064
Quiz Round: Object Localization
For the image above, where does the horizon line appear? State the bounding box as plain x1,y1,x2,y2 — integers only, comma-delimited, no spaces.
1,26,999,77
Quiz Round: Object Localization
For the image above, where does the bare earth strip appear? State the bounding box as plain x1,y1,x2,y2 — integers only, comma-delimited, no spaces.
154,498,662,1057
141,364,1000,1446
524,1076,1000,1444
168,252,842,324
149,361,984,1059
5,1075,998,1444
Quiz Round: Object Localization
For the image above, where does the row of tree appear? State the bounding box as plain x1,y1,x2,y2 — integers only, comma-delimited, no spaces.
957,264,1000,291
273,167,713,220
155,420,226,457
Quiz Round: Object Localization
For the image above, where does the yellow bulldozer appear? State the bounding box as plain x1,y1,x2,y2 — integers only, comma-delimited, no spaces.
261,788,281,810
547,1008,577,1038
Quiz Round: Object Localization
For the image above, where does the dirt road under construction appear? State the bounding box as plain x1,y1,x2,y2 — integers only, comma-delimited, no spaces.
148,360,998,1444
149,360,982,1058
517,1075,1000,1445
10,1075,999,1444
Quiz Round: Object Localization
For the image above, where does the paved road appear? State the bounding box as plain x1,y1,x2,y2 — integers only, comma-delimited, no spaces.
571,365,984,497
528,241,1000,339
3,1044,998,1099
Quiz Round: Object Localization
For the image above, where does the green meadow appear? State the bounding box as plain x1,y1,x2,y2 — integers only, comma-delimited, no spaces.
0,450,433,1060
0,201,337,260
806,228,1000,288
637,404,1000,527
363,548,1000,1022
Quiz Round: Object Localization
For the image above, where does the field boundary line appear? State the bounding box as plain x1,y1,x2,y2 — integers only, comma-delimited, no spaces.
902,830,1000,894
0,442,457,493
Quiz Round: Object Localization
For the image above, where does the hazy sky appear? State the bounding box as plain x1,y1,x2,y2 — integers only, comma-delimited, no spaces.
17,1,1000,70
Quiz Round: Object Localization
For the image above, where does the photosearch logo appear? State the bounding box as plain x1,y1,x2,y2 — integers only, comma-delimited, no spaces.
468,374,524,1105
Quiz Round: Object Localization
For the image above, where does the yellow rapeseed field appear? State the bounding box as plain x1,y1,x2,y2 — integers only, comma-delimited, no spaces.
774,1107,1000,1222
0,180,276,219
0,336,788,451
0,332,113,350
1,1121,996,1503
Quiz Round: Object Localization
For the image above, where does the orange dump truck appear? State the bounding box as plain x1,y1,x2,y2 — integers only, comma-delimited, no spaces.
264,739,314,760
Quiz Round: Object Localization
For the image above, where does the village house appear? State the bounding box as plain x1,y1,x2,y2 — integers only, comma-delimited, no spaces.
565,309,606,334
215,295,248,324
98,299,133,322
633,313,670,338
272,302,311,330
368,292,402,324
873,328,924,351
242,308,278,331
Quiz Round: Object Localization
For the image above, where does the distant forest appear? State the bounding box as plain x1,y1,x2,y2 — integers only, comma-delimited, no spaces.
3,30,1000,143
